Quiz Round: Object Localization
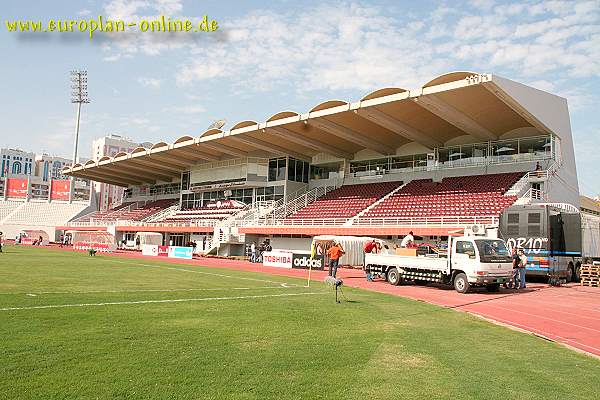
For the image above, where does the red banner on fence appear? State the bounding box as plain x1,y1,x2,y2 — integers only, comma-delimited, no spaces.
50,180,71,200
6,178,28,198
158,245,169,257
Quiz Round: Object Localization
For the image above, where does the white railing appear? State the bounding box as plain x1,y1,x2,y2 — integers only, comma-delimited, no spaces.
229,215,499,228
505,161,559,197
143,204,179,222
540,203,580,214
66,219,221,228
119,220,220,228
353,215,499,227
505,174,531,197
350,153,553,179
269,185,337,220
514,188,547,205
68,213,500,230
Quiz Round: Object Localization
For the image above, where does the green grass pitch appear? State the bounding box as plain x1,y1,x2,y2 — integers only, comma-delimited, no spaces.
1,245,599,399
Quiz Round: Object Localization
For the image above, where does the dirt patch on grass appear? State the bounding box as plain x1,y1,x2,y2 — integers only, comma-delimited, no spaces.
369,343,435,370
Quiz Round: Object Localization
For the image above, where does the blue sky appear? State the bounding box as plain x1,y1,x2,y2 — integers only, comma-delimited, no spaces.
1,0,599,195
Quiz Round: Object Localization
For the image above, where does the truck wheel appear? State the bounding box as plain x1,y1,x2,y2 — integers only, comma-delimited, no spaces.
486,283,500,292
454,273,470,294
387,268,402,286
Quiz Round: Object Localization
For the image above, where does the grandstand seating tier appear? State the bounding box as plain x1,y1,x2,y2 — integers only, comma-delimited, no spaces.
361,173,523,219
288,181,402,220
0,200,24,222
3,200,90,226
76,199,175,223
160,202,245,224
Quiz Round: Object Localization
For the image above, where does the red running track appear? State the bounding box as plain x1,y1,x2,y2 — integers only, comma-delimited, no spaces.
27,246,600,358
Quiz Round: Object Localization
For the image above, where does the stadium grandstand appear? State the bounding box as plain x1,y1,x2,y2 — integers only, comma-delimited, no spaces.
0,179,94,240
55,71,584,257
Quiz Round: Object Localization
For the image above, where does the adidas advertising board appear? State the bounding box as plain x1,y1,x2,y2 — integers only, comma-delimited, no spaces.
292,254,325,270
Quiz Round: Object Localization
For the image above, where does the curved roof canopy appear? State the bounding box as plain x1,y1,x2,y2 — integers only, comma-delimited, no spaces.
63,72,563,186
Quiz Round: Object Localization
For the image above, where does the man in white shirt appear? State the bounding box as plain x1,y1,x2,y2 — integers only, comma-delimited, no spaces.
250,242,256,263
400,231,415,248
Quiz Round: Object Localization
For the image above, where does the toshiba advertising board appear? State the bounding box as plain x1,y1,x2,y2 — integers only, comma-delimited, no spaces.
262,250,293,268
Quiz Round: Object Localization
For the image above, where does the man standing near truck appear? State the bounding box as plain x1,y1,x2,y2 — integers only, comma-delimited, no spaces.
508,247,520,289
400,231,415,248
518,249,528,289
364,240,377,281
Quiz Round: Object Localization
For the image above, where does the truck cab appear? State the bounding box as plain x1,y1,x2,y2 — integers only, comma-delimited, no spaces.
451,237,514,293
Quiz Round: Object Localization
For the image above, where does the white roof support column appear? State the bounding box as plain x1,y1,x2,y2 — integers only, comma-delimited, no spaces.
267,127,352,159
355,108,442,148
413,95,496,140
309,118,392,155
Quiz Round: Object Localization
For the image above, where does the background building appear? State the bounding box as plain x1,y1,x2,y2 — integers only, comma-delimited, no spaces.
1,148,35,177
91,134,151,210
35,154,72,182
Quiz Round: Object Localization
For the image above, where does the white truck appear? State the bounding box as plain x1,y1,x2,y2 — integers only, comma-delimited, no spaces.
364,236,514,293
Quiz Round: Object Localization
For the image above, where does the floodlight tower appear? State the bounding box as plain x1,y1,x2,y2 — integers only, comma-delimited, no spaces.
70,70,89,165
69,70,89,201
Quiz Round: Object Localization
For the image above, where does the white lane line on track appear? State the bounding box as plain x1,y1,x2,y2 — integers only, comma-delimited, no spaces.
467,303,600,334
0,292,324,312
469,312,600,357
0,286,305,295
493,297,600,320
110,260,300,286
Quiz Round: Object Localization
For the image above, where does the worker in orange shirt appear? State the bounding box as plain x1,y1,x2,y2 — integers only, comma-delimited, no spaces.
327,241,345,278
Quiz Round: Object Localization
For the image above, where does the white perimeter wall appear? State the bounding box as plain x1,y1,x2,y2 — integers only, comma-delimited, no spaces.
493,76,580,207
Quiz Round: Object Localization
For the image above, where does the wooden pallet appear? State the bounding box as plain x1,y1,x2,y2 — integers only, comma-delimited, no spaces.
581,277,600,288
580,264,600,280
580,264,600,272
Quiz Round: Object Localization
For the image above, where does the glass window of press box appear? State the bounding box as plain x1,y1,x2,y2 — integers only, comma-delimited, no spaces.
181,186,283,209
268,157,309,183
181,171,190,191
310,164,340,180
255,185,284,202
288,158,309,183
348,134,556,176
268,158,287,181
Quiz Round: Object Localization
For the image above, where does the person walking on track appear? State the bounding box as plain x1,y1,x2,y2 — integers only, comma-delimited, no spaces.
327,242,345,278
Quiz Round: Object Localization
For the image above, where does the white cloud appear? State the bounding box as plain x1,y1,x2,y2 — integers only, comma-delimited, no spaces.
164,0,600,97
99,0,600,104
137,77,162,88
104,0,150,20
78,9,92,16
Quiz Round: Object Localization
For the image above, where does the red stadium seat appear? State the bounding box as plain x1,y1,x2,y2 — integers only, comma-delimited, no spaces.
361,172,524,219
288,181,402,220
